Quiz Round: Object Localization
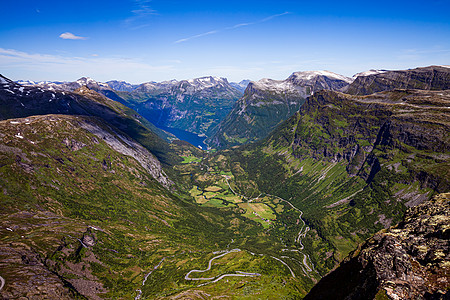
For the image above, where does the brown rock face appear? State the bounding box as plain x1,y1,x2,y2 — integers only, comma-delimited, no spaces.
304,193,450,300
344,66,450,95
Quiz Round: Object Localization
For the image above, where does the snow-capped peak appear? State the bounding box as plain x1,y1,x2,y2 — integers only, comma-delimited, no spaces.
352,70,388,79
0,76,10,85
76,77,95,84
186,76,228,89
252,78,302,93
16,80,37,86
290,70,353,83
76,77,109,88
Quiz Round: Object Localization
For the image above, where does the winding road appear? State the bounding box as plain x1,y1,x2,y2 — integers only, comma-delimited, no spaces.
224,176,316,276
136,174,317,293
185,248,260,285
0,275,5,292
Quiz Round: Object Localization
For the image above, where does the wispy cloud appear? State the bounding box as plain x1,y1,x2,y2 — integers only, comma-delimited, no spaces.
175,12,290,44
0,48,175,83
124,0,157,29
59,32,88,40
175,30,218,44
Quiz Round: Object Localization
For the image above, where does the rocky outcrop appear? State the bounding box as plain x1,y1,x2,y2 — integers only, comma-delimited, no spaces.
79,118,173,188
304,192,450,300
344,66,450,95
286,89,450,193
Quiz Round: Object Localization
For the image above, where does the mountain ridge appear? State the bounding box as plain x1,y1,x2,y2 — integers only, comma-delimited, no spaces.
208,70,353,149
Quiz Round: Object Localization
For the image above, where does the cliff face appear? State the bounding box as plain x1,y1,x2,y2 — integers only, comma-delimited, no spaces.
304,192,450,300
285,89,450,193
344,66,450,95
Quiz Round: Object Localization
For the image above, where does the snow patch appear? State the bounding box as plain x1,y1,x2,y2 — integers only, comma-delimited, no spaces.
291,70,353,83
352,69,388,79
253,78,303,93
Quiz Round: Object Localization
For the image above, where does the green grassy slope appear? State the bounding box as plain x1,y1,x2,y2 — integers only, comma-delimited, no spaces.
0,114,317,299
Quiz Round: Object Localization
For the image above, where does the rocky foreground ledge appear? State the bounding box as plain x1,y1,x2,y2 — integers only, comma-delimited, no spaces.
305,192,449,300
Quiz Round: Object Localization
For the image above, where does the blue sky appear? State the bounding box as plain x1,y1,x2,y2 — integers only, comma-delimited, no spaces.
1,0,449,83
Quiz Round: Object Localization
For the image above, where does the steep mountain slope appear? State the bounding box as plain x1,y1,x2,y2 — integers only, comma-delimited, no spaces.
217,88,449,275
0,75,175,165
344,65,450,95
0,76,317,299
0,114,318,299
230,79,251,93
304,192,449,300
208,71,352,149
116,76,243,137
0,114,228,298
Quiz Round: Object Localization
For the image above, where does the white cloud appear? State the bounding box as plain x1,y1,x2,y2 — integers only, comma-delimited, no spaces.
175,12,291,44
59,32,88,40
0,48,175,83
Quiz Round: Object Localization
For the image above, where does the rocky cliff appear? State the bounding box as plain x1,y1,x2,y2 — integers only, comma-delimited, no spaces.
304,192,449,300
287,89,450,192
344,66,450,95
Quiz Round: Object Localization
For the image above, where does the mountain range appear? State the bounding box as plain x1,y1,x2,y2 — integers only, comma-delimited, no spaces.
207,70,353,148
1,65,449,299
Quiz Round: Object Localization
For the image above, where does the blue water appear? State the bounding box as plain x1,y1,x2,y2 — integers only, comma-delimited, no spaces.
159,126,207,150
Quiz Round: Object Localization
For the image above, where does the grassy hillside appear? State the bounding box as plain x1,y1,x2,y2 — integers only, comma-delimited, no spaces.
0,114,318,299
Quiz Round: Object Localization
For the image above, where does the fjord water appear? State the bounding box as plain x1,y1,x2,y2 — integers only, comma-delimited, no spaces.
159,125,207,149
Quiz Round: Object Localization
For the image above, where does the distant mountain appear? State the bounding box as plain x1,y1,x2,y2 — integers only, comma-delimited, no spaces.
1,74,175,166
208,70,352,149
16,75,243,146
344,65,450,95
304,192,449,300
116,76,243,138
230,79,251,93
17,77,110,92
351,69,388,79
105,80,139,92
